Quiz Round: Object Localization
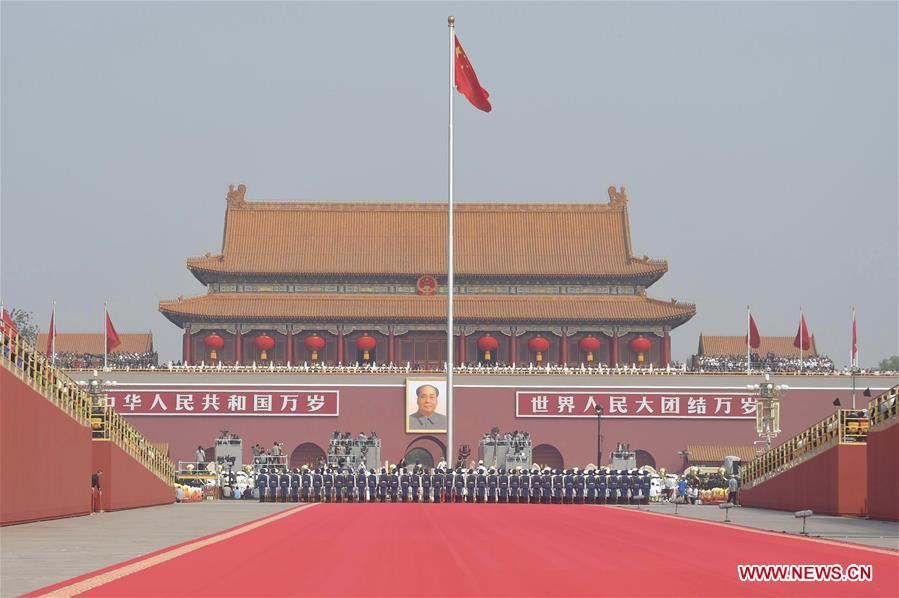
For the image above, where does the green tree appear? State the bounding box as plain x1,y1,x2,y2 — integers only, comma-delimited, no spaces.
877,355,899,371
7,308,38,345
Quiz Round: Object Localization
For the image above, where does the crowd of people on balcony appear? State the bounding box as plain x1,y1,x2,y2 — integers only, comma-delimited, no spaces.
52,351,159,369
692,353,835,373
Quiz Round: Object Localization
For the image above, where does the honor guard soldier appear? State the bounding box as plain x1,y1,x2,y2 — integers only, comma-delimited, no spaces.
388,467,400,502
530,468,542,504
322,468,334,503
641,472,651,505
312,469,324,502
334,470,346,503
586,469,597,504
400,469,411,502
425,469,443,502
279,470,291,502
377,468,388,502
508,468,520,503
290,469,301,502
269,469,282,502
607,471,618,504
563,469,575,504
540,469,552,504
411,468,422,502
301,467,313,502
487,469,498,503
499,469,510,503
598,470,608,504
574,468,585,504
354,469,366,503
256,468,269,502
444,468,455,503
453,469,465,503
425,469,437,503
552,469,564,504
363,469,374,503
516,468,528,504
469,470,481,503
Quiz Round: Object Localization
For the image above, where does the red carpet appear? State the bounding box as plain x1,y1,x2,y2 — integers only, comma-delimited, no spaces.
35,504,898,597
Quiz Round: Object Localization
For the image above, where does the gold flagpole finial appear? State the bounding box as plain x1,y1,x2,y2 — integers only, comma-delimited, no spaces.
448,16,455,27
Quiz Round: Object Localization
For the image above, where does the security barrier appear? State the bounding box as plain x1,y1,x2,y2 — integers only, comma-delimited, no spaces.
868,385,898,428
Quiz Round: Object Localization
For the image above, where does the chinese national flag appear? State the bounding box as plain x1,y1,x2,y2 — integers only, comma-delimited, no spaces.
106,311,121,353
793,313,810,351
455,36,492,112
747,312,761,349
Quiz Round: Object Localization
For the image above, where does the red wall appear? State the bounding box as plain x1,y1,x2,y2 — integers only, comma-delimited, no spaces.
1,368,92,525
120,385,854,473
91,442,174,511
866,420,899,521
741,444,868,516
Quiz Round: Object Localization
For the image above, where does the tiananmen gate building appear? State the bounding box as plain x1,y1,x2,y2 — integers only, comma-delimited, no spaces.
160,185,696,367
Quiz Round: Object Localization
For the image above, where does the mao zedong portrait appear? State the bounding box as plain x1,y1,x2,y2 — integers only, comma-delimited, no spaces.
408,384,447,431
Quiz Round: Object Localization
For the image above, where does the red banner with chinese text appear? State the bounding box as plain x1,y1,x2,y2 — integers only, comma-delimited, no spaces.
516,391,757,419
104,387,339,416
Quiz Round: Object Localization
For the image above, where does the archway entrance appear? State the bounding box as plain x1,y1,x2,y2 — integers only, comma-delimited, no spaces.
532,444,564,470
404,447,435,469
635,449,656,469
289,442,325,469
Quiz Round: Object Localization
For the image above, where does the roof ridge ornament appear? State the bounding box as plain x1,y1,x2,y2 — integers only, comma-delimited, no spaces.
227,184,247,208
607,185,627,206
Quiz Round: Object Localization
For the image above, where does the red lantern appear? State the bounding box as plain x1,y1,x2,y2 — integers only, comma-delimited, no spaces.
203,333,225,360
356,334,377,360
629,336,652,363
527,336,551,362
303,334,326,361
578,336,601,362
254,334,275,361
477,335,499,361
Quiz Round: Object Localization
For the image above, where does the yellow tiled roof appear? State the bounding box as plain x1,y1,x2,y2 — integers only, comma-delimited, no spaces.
36,332,154,354
159,293,696,324
698,335,818,357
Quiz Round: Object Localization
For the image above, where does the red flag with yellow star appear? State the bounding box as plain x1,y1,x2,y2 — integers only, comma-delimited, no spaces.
455,36,491,112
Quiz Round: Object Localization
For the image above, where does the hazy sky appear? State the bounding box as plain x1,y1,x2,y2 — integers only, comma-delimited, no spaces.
2,1,897,366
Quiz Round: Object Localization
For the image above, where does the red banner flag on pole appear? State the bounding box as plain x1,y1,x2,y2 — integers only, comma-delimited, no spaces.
793,312,810,351
106,311,121,354
1,308,18,337
747,311,761,349
46,305,55,357
454,36,492,112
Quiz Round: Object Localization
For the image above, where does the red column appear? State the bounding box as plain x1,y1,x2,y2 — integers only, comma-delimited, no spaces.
182,328,192,364
458,331,466,364
509,332,517,365
560,331,569,365
610,331,619,367
235,329,242,364
662,330,671,367
337,328,345,364
286,330,294,365
388,329,395,364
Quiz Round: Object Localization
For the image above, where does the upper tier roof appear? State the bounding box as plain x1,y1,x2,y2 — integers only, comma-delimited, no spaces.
36,332,154,355
697,335,819,358
186,185,668,281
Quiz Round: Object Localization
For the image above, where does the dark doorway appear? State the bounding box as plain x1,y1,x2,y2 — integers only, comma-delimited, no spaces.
398,335,447,370
532,444,564,470
404,447,435,469
289,442,325,469
635,449,656,469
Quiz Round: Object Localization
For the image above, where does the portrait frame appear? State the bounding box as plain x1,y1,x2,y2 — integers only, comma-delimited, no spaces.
405,377,448,434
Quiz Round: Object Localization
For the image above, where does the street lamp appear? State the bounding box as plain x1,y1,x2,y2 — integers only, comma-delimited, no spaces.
595,405,604,467
747,374,788,451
